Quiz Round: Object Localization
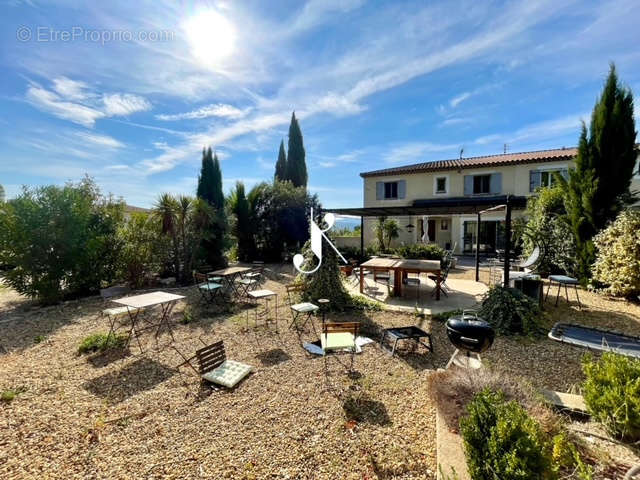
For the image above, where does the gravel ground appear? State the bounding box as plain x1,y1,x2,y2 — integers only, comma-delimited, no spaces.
1,266,639,478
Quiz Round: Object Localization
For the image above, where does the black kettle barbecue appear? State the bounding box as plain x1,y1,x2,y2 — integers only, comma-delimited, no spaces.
445,311,495,368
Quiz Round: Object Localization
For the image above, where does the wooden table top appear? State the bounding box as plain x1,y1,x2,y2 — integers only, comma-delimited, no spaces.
112,291,185,309
395,259,441,271
360,258,401,268
209,266,252,276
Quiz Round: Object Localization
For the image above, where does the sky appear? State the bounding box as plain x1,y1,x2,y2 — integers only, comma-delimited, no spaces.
1,0,639,209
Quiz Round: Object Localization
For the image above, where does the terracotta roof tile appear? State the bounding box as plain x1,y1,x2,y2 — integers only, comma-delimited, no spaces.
360,147,578,177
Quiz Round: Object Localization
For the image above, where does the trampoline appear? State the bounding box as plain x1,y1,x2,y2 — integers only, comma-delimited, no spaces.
548,322,640,359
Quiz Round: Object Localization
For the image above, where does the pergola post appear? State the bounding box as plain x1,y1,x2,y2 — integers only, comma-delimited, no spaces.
360,216,364,259
475,212,481,282
503,196,512,288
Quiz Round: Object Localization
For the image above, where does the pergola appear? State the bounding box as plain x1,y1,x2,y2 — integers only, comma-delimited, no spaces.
324,194,528,287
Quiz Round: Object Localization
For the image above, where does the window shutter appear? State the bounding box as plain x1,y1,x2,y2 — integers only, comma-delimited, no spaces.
490,173,502,194
464,175,473,195
376,182,384,200
398,180,406,199
529,171,541,192
560,169,568,180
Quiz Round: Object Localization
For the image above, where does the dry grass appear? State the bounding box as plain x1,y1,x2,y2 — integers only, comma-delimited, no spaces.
1,264,640,478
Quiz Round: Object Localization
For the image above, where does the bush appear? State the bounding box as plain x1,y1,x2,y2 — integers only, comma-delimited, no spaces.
478,285,541,335
592,210,640,297
0,178,124,303
582,352,640,441
78,333,128,354
394,243,445,261
522,185,575,275
460,389,555,480
118,212,168,289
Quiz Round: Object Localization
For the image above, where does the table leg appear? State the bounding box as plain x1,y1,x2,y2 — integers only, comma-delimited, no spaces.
394,269,402,297
359,266,364,293
435,271,441,301
156,301,177,343
126,307,144,353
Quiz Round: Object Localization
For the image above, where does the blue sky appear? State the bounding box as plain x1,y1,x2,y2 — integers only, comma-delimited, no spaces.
1,0,639,208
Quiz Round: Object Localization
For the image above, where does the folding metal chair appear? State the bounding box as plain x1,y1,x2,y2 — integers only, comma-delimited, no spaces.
286,283,319,330
193,272,224,304
321,321,359,373
100,285,140,338
429,254,452,298
242,261,265,286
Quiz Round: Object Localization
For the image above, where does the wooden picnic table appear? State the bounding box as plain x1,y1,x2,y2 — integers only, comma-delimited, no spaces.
112,291,185,352
209,266,252,297
359,258,442,300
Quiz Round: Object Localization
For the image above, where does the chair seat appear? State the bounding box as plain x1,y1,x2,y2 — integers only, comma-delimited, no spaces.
549,275,579,285
207,276,222,282
199,282,222,291
201,360,253,388
103,306,138,316
244,272,261,278
405,278,420,286
236,278,257,286
291,302,319,313
321,332,356,351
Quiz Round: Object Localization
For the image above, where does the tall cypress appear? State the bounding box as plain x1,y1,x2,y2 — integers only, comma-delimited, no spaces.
563,64,637,283
211,152,225,210
286,112,308,188
274,139,287,182
196,147,215,204
232,181,254,261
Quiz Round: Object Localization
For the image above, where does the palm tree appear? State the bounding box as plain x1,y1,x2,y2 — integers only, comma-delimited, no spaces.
154,193,180,279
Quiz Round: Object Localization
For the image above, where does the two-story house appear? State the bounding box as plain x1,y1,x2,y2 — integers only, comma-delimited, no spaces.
354,147,640,255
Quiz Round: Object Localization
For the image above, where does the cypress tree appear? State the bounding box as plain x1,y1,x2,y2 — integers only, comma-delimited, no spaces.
274,139,287,182
286,112,308,188
563,64,637,283
196,147,215,205
231,181,254,261
211,152,225,210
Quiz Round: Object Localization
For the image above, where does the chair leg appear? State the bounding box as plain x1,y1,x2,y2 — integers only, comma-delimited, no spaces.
574,285,582,310
564,284,570,306
545,281,552,302
555,282,561,306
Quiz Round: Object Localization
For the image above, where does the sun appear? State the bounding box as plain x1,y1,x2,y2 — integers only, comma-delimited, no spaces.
184,10,236,67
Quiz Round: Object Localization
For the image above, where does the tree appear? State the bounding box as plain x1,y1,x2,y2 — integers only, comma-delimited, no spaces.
196,147,215,205
374,216,400,252
285,112,308,188
211,152,225,210
229,181,254,261
0,177,123,303
561,64,637,283
274,139,287,182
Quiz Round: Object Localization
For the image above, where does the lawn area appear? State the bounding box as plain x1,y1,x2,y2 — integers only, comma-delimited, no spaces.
1,266,639,478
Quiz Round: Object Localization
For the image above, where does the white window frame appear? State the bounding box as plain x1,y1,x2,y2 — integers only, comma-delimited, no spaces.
433,174,449,195
383,181,398,199
533,163,569,188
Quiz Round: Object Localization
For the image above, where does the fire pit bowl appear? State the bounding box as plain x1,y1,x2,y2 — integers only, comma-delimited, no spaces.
446,313,495,354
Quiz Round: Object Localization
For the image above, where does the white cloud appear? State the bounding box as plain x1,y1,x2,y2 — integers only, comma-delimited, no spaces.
318,161,336,168
155,103,248,121
26,78,151,127
450,91,471,108
102,93,151,116
73,131,124,149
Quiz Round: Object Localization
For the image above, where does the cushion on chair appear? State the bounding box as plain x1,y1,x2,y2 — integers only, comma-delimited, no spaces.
103,306,138,316
201,360,253,388
199,282,222,291
291,302,319,313
236,278,257,285
549,275,579,285
321,332,356,351
244,272,261,278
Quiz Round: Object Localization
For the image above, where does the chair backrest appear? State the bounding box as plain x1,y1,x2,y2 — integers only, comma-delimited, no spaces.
196,340,226,375
286,283,305,305
322,321,359,336
519,246,540,269
100,285,130,300
193,271,208,284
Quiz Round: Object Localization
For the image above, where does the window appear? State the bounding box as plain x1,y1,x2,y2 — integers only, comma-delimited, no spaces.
436,177,447,194
541,171,557,187
440,220,448,230
530,168,569,191
473,175,491,194
384,182,398,199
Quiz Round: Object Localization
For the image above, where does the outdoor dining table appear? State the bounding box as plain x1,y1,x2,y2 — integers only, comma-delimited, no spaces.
208,266,252,298
359,258,442,300
111,291,185,352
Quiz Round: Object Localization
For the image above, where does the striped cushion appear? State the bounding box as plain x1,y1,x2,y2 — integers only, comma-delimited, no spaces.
291,302,319,313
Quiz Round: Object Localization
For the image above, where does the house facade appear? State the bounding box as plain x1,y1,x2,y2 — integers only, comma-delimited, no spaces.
360,147,640,255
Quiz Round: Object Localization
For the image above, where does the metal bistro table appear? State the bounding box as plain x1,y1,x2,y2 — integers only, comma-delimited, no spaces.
112,291,185,352
209,266,252,299
359,258,442,300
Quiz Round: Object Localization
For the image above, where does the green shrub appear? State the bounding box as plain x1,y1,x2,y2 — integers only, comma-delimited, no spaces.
118,212,168,289
478,285,541,335
582,352,640,441
460,389,555,480
349,295,382,312
592,210,640,297
33,335,45,344
393,243,445,261
0,177,124,303
1,390,17,403
78,333,128,354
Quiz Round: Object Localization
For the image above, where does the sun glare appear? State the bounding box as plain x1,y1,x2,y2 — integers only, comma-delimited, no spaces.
184,10,236,67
